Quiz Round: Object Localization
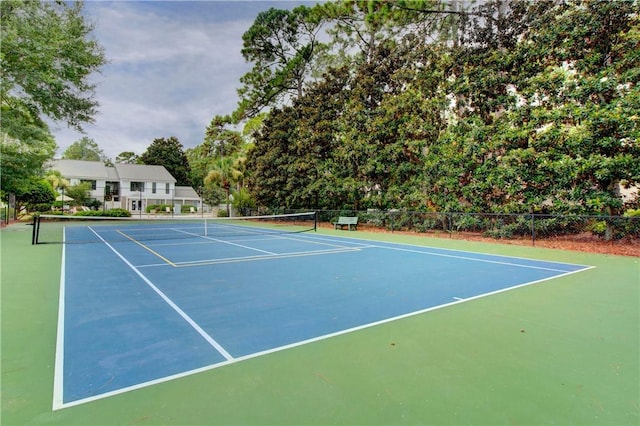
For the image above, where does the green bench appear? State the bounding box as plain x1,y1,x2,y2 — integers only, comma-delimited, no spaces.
333,216,358,231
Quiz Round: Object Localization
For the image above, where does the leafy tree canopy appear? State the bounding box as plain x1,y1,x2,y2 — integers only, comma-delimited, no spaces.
239,0,639,215
0,100,57,198
0,0,105,129
140,137,192,186
236,5,325,119
115,151,141,164
1,0,106,130
62,137,108,163
14,177,55,212
1,0,105,200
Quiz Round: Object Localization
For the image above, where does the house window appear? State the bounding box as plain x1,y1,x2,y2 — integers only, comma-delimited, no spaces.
130,181,145,192
80,180,97,190
165,183,170,194
152,182,157,194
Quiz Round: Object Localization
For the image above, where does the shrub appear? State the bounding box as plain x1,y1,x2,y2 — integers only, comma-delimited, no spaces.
31,203,54,213
146,204,172,213
360,210,386,227
105,208,131,217
73,210,103,217
453,214,486,232
231,188,256,213
624,208,640,217
85,199,102,210
587,220,607,236
621,209,640,238
73,208,130,217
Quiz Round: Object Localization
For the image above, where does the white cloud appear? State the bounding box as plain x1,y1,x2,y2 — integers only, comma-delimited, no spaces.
52,1,315,160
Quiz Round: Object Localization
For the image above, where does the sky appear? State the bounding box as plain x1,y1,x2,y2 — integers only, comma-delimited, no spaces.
51,0,319,160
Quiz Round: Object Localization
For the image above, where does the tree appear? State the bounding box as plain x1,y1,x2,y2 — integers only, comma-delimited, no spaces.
291,67,351,209
237,5,325,119
62,137,107,162
241,113,267,142
15,177,55,213
418,0,532,213
319,0,425,66
188,116,245,193
229,0,640,222
44,170,70,194
1,0,104,201
65,182,92,206
231,187,256,215
0,100,57,198
140,137,191,186
204,157,244,216
1,0,106,131
115,151,140,164
245,106,298,209
489,0,640,216
204,115,244,158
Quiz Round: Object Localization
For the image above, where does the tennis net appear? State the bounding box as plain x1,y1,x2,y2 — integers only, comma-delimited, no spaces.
32,211,317,244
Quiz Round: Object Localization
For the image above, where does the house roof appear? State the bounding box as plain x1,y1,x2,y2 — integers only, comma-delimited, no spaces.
113,163,176,182
174,186,200,199
48,159,109,179
106,167,119,180
48,159,176,183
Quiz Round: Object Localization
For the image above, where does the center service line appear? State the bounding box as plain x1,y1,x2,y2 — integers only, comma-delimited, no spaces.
175,228,278,255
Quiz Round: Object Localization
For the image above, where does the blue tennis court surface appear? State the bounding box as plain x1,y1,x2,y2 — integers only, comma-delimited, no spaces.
54,226,592,409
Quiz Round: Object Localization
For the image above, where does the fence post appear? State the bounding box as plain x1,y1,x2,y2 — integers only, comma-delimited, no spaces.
530,210,536,246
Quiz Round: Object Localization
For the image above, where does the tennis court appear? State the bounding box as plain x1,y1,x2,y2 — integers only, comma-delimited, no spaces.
2,217,638,425
42,214,591,408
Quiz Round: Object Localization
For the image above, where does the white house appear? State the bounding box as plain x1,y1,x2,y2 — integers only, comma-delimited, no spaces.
47,159,201,213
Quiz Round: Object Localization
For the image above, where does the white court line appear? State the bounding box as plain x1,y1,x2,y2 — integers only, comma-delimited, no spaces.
52,229,67,410
128,230,366,269
61,227,236,359
56,261,593,410
147,229,576,273
273,233,361,249
372,245,577,272
137,247,362,268
174,228,277,255
85,229,234,363
143,234,308,248
55,228,595,409
294,233,592,270
292,233,588,273
145,232,362,251
84,227,234,362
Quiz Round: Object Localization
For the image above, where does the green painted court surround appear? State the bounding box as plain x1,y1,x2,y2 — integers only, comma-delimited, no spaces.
2,222,638,425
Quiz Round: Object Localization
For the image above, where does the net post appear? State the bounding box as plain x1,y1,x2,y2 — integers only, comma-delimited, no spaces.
31,215,40,245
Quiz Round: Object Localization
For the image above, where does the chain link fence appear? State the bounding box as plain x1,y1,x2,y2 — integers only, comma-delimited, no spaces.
308,210,639,245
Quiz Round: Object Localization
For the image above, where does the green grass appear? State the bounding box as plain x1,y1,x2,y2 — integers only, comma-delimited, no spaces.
2,223,638,425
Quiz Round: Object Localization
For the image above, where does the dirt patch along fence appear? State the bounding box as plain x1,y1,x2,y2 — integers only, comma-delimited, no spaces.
312,210,639,257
